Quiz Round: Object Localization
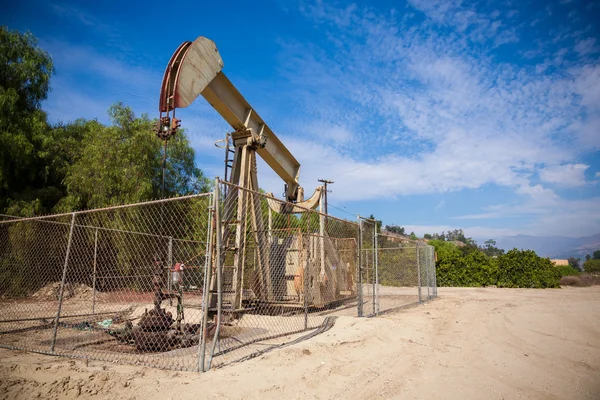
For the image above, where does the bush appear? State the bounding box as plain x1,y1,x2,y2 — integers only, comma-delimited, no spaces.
496,249,561,288
556,265,580,277
432,242,562,288
583,259,600,273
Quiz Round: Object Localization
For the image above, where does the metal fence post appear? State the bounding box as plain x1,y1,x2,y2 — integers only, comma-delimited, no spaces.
92,228,98,315
207,179,223,370
304,243,309,330
168,236,173,306
416,243,422,304
425,247,431,300
51,212,76,352
432,247,437,298
374,222,379,315
199,191,215,373
371,227,375,316
433,247,438,297
357,215,363,317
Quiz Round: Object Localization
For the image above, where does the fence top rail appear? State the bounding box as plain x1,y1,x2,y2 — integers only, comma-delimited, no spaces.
361,245,434,251
219,179,360,227
377,233,434,247
0,192,212,225
0,217,212,242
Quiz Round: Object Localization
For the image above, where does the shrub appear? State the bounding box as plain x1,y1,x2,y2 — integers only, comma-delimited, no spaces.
433,244,562,289
583,259,600,273
556,265,580,277
496,249,561,288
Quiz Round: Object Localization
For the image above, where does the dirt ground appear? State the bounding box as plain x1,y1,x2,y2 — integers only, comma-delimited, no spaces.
1,287,599,400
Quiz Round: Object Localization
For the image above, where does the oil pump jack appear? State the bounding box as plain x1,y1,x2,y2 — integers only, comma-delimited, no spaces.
156,37,355,314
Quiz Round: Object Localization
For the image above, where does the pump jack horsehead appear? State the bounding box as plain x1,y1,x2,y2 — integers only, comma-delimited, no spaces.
156,36,356,315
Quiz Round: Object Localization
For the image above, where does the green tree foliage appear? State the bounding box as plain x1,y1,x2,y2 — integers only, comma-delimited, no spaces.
593,250,600,260
384,225,405,235
55,103,209,211
423,233,432,239
1,28,209,217
482,239,505,257
496,249,561,288
583,259,600,273
1,27,54,213
430,240,561,288
556,264,580,277
568,257,581,271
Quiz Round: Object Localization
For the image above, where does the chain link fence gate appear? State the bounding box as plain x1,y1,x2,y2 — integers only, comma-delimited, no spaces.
0,182,437,372
358,217,378,317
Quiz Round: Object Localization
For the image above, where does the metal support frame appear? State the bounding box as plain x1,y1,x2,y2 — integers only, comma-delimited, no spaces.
51,213,76,352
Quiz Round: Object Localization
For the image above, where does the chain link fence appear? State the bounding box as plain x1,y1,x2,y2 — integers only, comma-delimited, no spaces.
0,180,436,372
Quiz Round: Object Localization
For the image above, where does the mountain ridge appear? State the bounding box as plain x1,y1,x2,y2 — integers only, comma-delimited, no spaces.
492,233,600,259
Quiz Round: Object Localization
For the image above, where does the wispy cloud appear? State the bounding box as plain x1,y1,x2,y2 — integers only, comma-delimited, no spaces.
538,164,590,186
266,1,600,235
41,37,160,123
274,2,598,193
575,38,598,56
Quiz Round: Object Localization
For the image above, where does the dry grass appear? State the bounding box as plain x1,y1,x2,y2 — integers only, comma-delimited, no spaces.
560,274,600,287
560,276,581,286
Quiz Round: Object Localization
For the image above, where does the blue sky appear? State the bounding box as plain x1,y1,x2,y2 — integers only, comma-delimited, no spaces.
3,0,600,240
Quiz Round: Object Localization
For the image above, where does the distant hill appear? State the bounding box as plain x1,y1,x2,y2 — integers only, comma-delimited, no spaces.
493,233,600,259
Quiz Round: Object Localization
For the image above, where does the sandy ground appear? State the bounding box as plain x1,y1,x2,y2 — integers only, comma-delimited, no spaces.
1,286,599,400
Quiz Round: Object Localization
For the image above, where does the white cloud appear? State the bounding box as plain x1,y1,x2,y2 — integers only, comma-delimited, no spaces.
538,164,590,186
274,2,599,202
267,1,600,236
574,38,597,56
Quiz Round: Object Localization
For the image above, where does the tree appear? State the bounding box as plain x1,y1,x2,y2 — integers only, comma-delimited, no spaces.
409,231,418,240
583,259,600,273
423,233,432,239
368,214,382,232
0,27,54,213
586,254,591,261
593,250,600,260
482,239,504,257
55,103,210,211
385,224,405,235
568,257,581,271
